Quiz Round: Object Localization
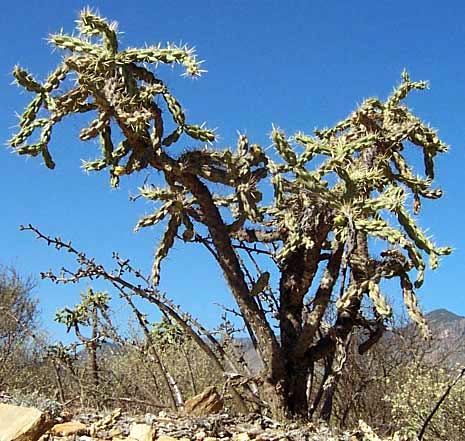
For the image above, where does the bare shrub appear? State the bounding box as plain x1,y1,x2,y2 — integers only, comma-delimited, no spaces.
0,266,39,390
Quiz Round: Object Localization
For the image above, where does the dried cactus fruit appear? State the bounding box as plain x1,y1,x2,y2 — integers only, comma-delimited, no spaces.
367,281,392,318
152,213,182,285
250,272,270,297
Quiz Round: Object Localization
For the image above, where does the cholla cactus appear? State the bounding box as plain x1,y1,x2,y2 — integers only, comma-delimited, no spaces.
150,317,189,350
10,8,211,179
54,287,109,389
10,10,452,421
55,287,109,331
268,73,451,337
46,341,76,366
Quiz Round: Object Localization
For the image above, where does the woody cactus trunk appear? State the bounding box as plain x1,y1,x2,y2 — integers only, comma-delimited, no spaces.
9,10,451,420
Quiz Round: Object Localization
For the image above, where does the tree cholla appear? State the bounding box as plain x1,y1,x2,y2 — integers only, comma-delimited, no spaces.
9,9,451,419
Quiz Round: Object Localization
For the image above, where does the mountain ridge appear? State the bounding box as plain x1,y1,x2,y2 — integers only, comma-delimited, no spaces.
426,308,464,323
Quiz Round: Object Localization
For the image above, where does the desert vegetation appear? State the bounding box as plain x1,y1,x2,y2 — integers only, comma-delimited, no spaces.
2,271,464,440
2,8,463,441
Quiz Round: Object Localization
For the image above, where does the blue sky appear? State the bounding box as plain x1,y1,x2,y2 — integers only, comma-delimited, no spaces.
1,1,464,341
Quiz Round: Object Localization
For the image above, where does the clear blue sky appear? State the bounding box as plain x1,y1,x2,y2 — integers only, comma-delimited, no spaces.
1,1,464,341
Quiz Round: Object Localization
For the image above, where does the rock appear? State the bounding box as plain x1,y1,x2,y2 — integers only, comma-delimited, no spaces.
108,427,123,438
184,386,224,416
89,408,123,437
0,403,53,441
234,434,250,441
90,408,122,435
129,423,155,441
156,437,178,441
50,421,88,436
194,431,207,441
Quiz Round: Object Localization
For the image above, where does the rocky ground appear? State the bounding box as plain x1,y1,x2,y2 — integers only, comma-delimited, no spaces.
0,387,410,441
0,406,405,441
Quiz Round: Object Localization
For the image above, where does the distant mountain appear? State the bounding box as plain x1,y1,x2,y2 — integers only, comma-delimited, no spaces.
426,308,465,325
423,308,465,365
426,308,465,339
235,308,465,372
76,309,465,372
231,337,264,374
